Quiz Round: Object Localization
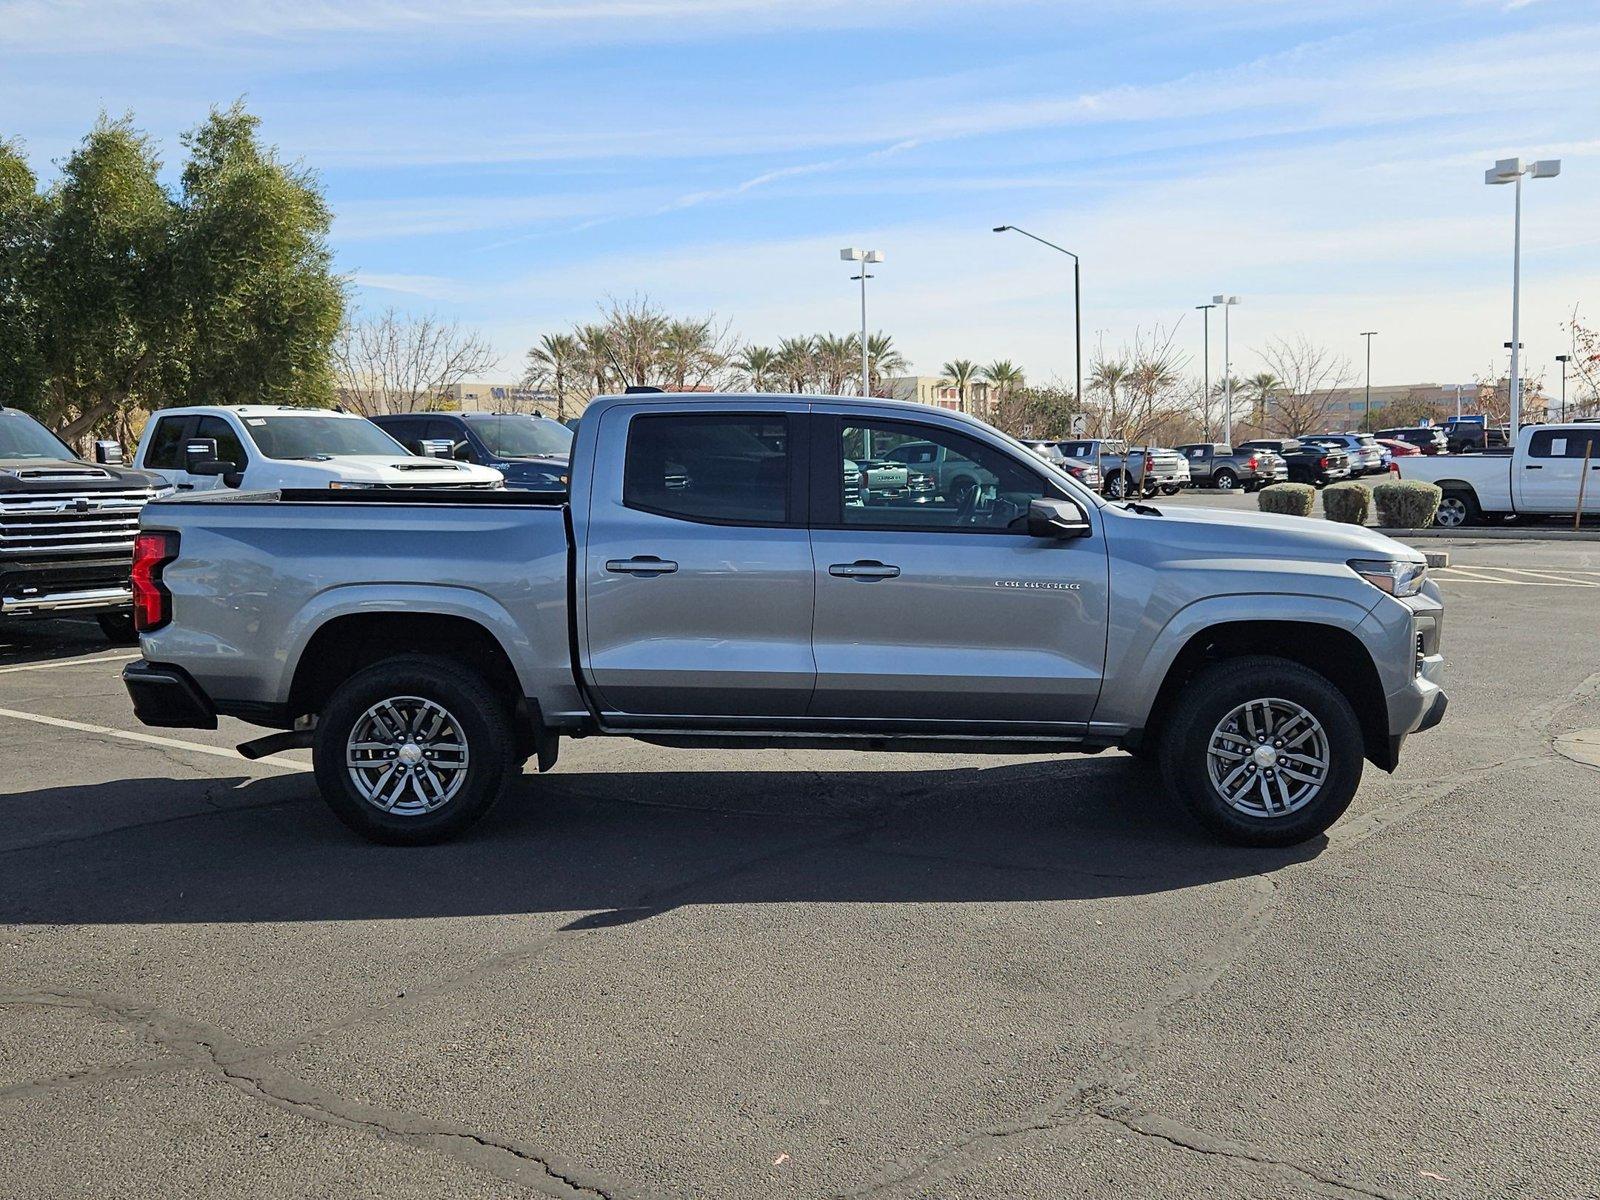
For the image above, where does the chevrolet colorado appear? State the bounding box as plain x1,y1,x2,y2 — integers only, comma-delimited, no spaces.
124,393,1446,847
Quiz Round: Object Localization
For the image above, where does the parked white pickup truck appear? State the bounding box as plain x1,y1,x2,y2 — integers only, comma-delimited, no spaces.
1398,423,1600,527
131,406,505,494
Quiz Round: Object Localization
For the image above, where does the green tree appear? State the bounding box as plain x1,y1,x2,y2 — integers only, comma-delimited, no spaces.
1,107,345,445
735,345,777,391
523,332,582,418
864,332,906,396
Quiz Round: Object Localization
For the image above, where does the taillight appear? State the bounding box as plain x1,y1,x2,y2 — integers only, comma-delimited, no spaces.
1320,456,1330,469
1247,456,1258,469
131,530,179,632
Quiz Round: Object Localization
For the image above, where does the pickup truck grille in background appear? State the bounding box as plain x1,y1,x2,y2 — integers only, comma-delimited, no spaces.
0,488,155,557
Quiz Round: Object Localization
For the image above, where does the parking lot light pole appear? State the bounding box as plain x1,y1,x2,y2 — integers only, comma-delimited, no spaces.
840,248,883,397
1485,157,1560,431
1196,303,1216,439
994,225,1081,410
1360,331,1378,430
1556,354,1571,421
1213,295,1240,442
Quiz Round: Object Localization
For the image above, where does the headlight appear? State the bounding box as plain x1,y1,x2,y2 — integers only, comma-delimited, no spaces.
327,481,377,490
1349,558,1427,597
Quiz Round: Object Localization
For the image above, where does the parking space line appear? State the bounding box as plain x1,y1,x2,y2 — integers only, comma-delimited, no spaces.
0,705,310,773
1484,566,1600,585
0,652,141,675
1432,566,1595,587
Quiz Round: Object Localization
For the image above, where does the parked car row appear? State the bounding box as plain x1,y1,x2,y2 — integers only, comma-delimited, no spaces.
0,403,577,644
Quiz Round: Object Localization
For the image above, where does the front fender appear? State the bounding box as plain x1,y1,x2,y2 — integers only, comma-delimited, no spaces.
1091,591,1380,732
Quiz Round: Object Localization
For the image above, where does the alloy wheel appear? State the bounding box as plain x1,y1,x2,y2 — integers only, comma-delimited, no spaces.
1205,697,1329,819
346,695,470,816
1436,497,1468,528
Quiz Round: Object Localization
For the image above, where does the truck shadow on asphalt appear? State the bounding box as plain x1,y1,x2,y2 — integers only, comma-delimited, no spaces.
1,757,1323,926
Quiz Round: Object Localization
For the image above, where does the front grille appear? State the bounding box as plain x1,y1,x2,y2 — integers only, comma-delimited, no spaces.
0,488,155,557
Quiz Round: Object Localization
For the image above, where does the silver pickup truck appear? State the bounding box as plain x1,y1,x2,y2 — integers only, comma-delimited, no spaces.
123,393,1446,848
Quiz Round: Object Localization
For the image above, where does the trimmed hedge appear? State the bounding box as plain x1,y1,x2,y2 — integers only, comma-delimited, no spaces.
1321,481,1371,525
1257,482,1316,517
1373,480,1442,528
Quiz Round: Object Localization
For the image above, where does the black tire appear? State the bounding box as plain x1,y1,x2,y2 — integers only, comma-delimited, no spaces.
1212,468,1238,491
312,654,516,845
97,612,139,645
1159,484,1181,496
1158,656,1364,847
1103,472,1127,500
1434,489,1479,529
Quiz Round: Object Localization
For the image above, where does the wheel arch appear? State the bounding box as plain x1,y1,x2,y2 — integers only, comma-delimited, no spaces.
1132,619,1390,770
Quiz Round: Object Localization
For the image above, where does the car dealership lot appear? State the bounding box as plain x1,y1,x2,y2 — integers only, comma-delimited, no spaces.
2,552,1597,1200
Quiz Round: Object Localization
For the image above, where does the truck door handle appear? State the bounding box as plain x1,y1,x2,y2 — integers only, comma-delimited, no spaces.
1525,465,1543,470
829,560,900,579
606,556,678,575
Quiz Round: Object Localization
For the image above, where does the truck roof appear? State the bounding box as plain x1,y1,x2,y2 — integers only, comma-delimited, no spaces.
149,405,370,419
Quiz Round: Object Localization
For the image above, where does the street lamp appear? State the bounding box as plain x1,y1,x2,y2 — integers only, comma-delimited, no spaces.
994,225,1081,409
1196,303,1216,439
840,248,883,397
1557,354,1572,421
1485,156,1560,430
1360,331,1378,430
1212,295,1241,441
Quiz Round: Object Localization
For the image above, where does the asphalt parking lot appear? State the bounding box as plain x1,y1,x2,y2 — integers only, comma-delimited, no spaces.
3,543,1599,1200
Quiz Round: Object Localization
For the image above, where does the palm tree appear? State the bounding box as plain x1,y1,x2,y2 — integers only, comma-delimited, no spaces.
865,332,907,396
523,332,580,420
815,333,856,394
940,358,979,413
775,336,815,393
1243,371,1282,429
575,323,616,398
735,345,777,391
1090,358,1130,433
660,318,721,392
980,359,1024,418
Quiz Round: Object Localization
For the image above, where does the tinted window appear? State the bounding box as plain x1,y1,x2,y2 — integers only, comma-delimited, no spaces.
247,415,407,458
624,414,789,524
1530,430,1600,459
466,415,573,458
143,416,190,469
886,441,940,466
840,421,1047,532
373,416,426,450
193,416,248,468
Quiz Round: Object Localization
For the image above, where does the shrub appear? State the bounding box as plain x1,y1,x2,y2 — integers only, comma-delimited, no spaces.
1321,481,1371,525
1373,480,1442,528
1257,483,1316,517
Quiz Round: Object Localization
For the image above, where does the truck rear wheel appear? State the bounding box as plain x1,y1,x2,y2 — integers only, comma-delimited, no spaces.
312,654,516,845
1434,489,1478,529
1158,656,1363,847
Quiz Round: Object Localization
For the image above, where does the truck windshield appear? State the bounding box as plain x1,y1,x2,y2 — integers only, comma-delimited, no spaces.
1057,441,1095,458
247,416,408,459
0,411,74,461
467,416,573,459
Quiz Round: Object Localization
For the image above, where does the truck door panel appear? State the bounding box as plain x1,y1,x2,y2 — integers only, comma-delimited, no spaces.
808,415,1108,726
582,408,815,718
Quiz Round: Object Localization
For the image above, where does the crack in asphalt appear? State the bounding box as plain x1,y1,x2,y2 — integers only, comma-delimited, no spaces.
0,990,630,1200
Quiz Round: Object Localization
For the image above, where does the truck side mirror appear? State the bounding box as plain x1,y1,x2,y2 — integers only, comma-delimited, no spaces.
93,439,124,465
184,439,218,472
1028,497,1091,539
414,439,453,458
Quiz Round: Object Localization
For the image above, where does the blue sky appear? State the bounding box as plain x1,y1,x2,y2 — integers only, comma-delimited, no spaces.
4,0,1598,387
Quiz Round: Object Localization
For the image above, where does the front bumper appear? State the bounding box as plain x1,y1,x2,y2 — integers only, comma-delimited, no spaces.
1,553,134,618
123,660,218,729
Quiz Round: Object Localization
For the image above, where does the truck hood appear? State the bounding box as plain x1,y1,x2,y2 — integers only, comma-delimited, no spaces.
1117,502,1424,564
279,457,504,485
0,458,166,493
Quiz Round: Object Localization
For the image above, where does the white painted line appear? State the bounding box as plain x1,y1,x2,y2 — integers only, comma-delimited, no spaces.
1432,567,1591,587
1485,566,1600,586
0,706,310,772
0,652,140,675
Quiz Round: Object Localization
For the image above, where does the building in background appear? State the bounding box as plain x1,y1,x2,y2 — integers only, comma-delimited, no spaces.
885,375,996,415
1266,381,1552,431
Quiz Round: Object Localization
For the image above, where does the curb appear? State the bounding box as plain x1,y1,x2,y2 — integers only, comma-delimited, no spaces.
1374,526,1600,542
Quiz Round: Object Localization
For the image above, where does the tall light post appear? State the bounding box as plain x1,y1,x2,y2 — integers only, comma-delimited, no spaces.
840,248,883,397
1196,303,1216,439
1557,354,1571,421
994,225,1081,410
1360,331,1378,430
1213,295,1240,441
1485,156,1560,431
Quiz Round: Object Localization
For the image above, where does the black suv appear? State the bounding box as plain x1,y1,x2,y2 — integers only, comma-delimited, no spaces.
1237,438,1352,486
370,411,574,490
1376,425,1448,455
0,407,167,643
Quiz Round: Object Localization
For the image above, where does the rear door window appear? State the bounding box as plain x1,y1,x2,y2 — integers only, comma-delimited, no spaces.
624,414,790,525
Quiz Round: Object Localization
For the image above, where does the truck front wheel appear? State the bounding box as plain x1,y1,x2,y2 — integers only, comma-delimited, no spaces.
1158,657,1364,847
312,654,516,845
